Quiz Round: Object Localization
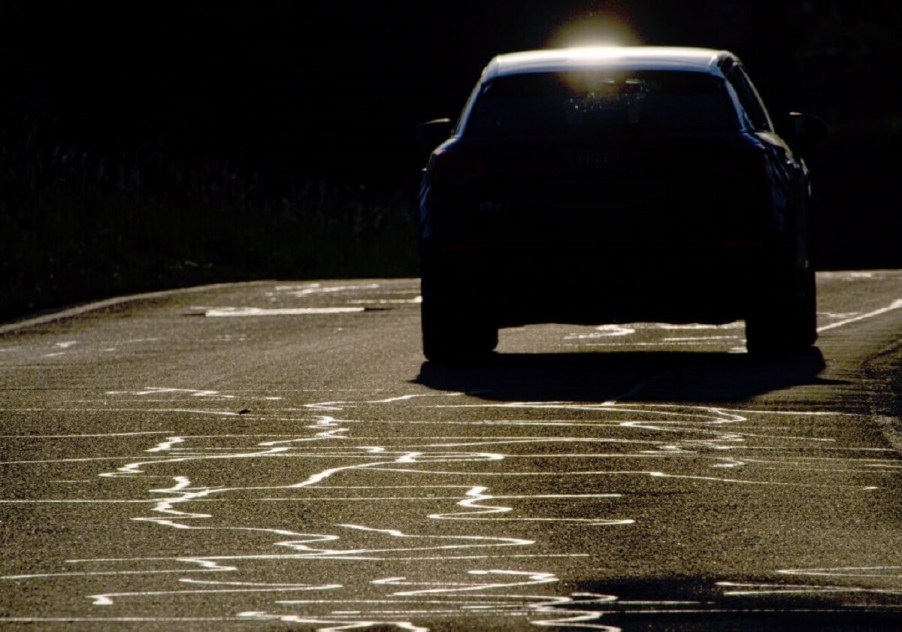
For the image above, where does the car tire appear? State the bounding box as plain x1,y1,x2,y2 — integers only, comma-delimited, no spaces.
420,268,498,362
745,267,817,356
422,305,499,362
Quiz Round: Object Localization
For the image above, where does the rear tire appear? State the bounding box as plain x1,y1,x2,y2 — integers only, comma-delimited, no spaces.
745,267,817,356
420,267,498,362
422,303,498,362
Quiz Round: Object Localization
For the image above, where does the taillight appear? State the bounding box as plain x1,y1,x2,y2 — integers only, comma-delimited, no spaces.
732,144,772,185
430,147,485,187
723,143,777,233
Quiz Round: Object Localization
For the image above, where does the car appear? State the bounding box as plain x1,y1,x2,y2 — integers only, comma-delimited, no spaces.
415,47,827,361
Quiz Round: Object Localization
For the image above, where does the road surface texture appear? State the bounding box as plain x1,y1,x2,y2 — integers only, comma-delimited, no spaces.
1,272,900,630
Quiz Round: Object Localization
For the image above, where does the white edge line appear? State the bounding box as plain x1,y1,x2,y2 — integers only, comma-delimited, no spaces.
1,278,419,334
0,281,273,334
817,299,902,333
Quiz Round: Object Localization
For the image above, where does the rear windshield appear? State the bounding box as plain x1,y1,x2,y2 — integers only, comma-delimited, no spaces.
463,70,738,137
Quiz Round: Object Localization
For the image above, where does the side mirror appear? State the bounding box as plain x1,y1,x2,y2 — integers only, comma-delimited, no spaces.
414,118,454,151
787,112,828,152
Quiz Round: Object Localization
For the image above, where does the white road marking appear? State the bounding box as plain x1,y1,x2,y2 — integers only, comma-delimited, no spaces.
272,282,381,297
204,307,366,317
817,298,902,332
90,581,343,606
0,281,273,334
349,297,423,305
0,431,169,438
565,324,635,340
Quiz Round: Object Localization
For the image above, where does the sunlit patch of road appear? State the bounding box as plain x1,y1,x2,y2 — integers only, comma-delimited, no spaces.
1,272,900,629
3,384,899,628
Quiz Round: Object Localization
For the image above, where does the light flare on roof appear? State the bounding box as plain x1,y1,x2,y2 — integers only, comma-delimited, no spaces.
546,11,641,50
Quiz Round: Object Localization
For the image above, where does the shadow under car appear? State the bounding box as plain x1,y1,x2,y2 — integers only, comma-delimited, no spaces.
414,347,838,404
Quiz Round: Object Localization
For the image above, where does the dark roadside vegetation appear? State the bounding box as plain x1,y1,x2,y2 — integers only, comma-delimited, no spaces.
2,1,901,321
0,114,419,319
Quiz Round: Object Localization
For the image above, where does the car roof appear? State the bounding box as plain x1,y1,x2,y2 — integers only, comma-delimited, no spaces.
484,47,735,80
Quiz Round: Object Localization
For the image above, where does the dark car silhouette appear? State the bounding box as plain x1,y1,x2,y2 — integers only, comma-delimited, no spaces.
416,47,827,361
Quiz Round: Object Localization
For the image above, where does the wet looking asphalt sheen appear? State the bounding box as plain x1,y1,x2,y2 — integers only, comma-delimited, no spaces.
0,272,900,630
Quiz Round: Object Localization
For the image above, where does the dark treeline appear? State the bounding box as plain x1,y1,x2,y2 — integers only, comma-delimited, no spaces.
5,2,899,172
2,1,901,318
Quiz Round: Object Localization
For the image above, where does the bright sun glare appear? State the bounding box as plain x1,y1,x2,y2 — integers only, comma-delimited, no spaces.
546,12,641,49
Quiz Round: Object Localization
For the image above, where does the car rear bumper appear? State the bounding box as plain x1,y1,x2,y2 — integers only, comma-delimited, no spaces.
421,237,789,327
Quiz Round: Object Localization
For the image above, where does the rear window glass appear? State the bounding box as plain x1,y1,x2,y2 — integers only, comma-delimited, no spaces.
464,70,738,137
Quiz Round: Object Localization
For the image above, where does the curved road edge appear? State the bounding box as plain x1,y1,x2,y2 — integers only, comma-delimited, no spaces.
0,281,276,335
863,337,902,455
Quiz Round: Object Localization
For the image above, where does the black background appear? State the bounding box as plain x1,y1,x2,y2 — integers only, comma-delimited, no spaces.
3,0,901,264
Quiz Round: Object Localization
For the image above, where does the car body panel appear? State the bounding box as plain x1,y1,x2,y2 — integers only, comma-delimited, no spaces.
418,46,817,343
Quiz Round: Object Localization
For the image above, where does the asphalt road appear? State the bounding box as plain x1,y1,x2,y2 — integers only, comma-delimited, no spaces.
1,272,901,630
